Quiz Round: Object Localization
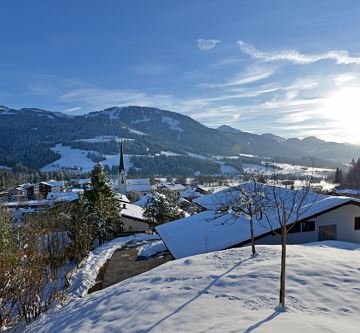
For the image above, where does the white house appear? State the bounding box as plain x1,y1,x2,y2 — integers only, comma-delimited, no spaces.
120,202,150,233
156,184,360,259
126,178,152,195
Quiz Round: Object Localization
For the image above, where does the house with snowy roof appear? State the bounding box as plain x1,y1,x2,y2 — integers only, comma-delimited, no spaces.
159,182,186,194
40,180,66,198
119,202,150,233
180,187,203,202
156,184,360,259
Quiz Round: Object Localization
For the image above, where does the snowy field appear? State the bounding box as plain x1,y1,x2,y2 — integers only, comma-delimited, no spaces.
41,144,137,173
26,242,360,333
244,162,334,178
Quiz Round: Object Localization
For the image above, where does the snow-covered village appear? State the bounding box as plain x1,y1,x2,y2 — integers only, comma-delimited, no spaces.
2,1,360,332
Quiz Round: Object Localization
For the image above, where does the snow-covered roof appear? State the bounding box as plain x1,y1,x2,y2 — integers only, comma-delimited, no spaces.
180,187,202,199
115,193,131,203
47,192,79,202
126,178,151,193
157,184,360,259
132,194,152,207
41,180,66,187
196,185,228,194
5,200,50,208
161,183,186,191
121,203,146,221
336,189,360,196
71,188,84,194
78,178,91,185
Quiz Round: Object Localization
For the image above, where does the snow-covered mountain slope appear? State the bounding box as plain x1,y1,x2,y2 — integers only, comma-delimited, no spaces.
26,242,360,333
1,104,358,170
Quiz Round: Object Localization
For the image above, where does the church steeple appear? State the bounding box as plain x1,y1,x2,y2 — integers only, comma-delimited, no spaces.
118,141,126,194
119,141,125,173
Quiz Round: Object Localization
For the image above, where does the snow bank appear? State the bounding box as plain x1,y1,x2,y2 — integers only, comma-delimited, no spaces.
137,240,168,258
68,234,159,298
26,242,360,333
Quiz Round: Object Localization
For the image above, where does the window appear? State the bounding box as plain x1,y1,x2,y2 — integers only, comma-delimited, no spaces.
289,222,301,233
354,217,360,230
302,221,315,232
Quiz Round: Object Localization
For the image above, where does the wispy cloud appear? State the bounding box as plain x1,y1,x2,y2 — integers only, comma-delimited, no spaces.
199,67,274,88
212,56,244,66
238,40,360,65
197,38,220,51
333,73,356,85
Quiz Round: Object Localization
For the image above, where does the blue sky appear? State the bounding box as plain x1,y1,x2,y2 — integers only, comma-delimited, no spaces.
2,0,360,143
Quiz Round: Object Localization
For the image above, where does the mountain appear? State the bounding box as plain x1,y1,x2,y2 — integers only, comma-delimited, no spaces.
0,105,358,173
218,124,360,166
261,133,285,142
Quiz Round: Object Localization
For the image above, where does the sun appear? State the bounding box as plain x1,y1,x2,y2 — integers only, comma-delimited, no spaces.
324,87,360,131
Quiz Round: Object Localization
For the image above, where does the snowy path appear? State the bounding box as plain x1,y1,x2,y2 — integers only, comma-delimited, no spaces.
68,234,160,298
26,241,360,332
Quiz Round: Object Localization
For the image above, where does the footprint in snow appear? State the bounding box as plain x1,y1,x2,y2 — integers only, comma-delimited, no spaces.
150,277,162,283
180,286,193,291
316,307,330,313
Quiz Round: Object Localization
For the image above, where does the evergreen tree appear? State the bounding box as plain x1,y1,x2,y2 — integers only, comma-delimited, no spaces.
68,197,94,262
334,168,343,184
144,190,185,226
83,163,122,245
346,158,360,188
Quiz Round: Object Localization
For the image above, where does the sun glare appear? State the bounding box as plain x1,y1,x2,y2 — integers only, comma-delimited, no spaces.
324,87,360,131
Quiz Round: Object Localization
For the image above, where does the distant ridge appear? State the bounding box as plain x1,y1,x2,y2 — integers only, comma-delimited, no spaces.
0,104,359,170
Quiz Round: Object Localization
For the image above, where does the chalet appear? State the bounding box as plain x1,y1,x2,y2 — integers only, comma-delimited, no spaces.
126,178,152,196
120,202,150,233
159,182,186,194
180,187,203,202
7,186,27,201
25,183,39,200
157,184,360,259
40,180,66,193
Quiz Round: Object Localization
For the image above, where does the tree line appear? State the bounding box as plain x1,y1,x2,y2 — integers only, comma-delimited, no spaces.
335,158,360,188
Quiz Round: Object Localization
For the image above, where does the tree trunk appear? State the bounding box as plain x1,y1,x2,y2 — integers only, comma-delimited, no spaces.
249,217,256,255
279,211,287,308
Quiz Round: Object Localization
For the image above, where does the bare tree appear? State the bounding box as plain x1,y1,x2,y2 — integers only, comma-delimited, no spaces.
262,170,317,308
0,207,18,329
215,180,266,256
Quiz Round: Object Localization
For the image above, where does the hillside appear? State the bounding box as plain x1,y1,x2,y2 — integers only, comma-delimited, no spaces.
25,242,360,333
0,105,358,174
